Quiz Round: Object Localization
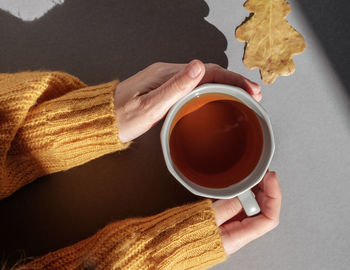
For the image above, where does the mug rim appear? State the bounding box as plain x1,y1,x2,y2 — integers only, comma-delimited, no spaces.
160,83,275,199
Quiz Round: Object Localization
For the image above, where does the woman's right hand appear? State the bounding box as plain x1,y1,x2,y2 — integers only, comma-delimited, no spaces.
213,171,282,255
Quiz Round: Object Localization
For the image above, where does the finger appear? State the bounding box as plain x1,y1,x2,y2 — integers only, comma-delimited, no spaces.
142,59,205,121
220,172,281,254
121,63,184,97
254,92,262,102
258,171,280,197
256,171,282,220
212,197,243,226
220,215,275,254
201,64,261,97
139,63,185,92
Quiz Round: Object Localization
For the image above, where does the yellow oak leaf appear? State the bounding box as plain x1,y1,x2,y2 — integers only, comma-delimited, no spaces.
236,0,306,84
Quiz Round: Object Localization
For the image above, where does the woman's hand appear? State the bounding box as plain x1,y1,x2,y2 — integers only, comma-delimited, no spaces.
114,60,261,142
115,60,278,255
212,171,282,255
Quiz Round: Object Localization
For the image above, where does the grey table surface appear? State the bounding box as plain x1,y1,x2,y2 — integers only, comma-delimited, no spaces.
0,1,349,269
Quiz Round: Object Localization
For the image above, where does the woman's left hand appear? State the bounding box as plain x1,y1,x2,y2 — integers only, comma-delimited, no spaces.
212,171,282,255
114,59,261,142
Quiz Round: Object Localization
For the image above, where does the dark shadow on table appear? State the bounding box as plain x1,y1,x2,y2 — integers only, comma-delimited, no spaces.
0,0,228,265
295,0,350,97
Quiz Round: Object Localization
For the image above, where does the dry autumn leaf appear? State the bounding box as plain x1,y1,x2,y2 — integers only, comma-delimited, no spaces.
236,0,306,84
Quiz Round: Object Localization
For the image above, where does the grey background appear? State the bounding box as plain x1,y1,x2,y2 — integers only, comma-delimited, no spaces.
207,1,350,269
0,0,349,269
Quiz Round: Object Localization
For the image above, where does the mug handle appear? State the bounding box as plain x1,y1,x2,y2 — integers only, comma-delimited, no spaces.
238,189,260,216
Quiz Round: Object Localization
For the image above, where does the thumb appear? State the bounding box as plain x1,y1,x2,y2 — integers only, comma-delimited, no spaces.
146,60,205,113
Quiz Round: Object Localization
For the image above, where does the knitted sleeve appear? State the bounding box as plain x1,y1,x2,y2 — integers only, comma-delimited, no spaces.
0,72,129,199
0,72,228,269
24,199,227,270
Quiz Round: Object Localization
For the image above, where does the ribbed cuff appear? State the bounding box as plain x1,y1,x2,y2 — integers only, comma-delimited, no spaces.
26,200,227,270
96,199,228,269
147,199,228,269
10,79,130,169
2,73,130,199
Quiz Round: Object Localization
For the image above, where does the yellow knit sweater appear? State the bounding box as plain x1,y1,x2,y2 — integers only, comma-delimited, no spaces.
0,72,227,269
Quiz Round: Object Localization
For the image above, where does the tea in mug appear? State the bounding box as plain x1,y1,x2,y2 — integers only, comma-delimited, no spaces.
169,93,263,188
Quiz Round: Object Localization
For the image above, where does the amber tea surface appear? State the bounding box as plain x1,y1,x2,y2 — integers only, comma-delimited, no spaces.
169,93,263,188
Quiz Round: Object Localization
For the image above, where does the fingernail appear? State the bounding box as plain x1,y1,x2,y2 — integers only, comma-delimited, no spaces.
246,80,261,94
187,61,202,79
256,92,262,101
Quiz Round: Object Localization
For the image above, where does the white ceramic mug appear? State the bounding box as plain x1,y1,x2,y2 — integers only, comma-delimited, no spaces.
160,83,275,216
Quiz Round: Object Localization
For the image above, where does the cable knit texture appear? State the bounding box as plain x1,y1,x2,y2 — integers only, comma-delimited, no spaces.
0,72,227,269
